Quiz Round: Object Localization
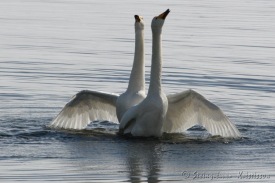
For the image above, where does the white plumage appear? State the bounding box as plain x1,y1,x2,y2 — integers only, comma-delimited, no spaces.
164,89,240,137
50,90,118,129
119,9,240,138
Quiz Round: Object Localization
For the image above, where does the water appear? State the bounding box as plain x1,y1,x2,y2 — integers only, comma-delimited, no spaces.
0,0,275,182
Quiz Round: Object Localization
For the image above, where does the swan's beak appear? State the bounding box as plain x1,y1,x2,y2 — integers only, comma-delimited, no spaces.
134,15,142,22
156,9,170,20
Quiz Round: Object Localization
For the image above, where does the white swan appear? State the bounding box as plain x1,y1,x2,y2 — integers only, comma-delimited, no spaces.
119,9,170,137
50,15,146,129
116,15,146,121
119,9,241,138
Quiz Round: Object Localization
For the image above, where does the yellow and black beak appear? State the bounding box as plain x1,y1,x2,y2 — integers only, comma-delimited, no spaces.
156,9,170,20
134,15,143,22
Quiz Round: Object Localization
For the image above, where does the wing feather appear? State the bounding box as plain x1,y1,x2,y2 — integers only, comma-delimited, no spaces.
50,90,119,130
163,89,241,138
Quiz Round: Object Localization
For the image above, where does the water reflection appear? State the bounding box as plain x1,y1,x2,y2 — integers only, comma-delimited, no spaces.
125,140,162,183
60,129,248,183
63,135,163,183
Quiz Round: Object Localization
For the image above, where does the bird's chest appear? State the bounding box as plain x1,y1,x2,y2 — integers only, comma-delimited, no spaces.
145,94,168,112
118,92,144,106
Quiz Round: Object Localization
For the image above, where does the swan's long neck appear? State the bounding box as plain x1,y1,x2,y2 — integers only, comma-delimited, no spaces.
127,28,145,93
148,30,162,96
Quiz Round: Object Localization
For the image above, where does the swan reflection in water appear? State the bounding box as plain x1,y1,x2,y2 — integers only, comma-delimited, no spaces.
125,140,162,183
60,127,236,183
61,131,162,183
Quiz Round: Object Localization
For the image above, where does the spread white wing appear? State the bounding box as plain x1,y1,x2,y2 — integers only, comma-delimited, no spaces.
50,90,119,130
163,89,241,138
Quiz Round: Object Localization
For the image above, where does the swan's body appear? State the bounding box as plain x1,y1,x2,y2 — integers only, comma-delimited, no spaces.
119,10,170,137
50,15,146,129
119,9,241,138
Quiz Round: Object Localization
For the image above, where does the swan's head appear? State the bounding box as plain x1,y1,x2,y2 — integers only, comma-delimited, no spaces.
134,15,144,30
151,9,170,33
